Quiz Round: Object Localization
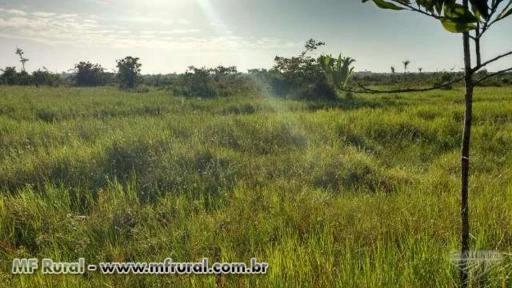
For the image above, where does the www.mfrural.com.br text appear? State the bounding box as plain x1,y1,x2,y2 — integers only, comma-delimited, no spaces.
12,258,269,275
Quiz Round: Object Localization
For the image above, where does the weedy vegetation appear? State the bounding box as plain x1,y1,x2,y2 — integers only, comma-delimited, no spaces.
0,85,512,287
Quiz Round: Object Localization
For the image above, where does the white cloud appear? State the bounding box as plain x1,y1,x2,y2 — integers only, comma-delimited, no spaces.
157,29,200,35
55,13,79,19
115,16,192,26
3,9,27,16
32,12,56,17
0,7,299,52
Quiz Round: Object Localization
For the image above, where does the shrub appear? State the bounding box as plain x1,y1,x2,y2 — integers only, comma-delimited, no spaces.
0,67,18,85
1,67,60,86
172,66,250,98
32,69,60,87
73,62,106,86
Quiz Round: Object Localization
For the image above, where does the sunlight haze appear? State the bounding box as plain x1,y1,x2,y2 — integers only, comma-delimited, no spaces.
0,0,510,73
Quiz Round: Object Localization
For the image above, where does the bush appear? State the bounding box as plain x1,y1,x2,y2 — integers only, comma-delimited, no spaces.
178,66,217,98
270,75,292,97
15,71,32,85
73,62,107,86
171,66,251,98
142,74,176,87
0,67,18,85
302,79,337,101
32,69,60,87
1,67,61,86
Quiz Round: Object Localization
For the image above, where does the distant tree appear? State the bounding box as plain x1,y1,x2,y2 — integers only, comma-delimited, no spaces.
302,39,326,57
418,67,423,73
172,65,251,97
273,39,325,85
73,62,106,86
402,60,410,73
16,71,32,85
32,68,60,87
183,66,217,97
211,65,238,81
15,48,29,72
391,66,396,74
116,56,142,89
0,66,34,85
272,39,336,99
0,67,18,85
142,74,175,87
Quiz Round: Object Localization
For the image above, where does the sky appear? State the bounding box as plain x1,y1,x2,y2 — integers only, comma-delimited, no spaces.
0,0,510,74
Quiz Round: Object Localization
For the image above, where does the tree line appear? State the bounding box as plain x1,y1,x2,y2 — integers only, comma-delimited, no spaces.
0,50,142,89
1,42,511,100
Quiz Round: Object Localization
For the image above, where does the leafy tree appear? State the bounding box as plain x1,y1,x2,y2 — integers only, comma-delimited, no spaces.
116,56,142,89
73,62,106,86
211,66,249,96
363,0,512,286
272,39,336,100
180,66,218,98
248,68,268,75
273,39,325,87
211,65,238,81
32,68,60,87
173,65,245,98
0,67,18,85
15,71,32,85
391,66,396,74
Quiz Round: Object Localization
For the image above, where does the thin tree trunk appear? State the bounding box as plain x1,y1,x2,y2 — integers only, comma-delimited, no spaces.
460,23,474,288
475,23,482,67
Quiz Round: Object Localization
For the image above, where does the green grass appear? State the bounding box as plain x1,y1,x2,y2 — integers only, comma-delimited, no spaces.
1,86,512,287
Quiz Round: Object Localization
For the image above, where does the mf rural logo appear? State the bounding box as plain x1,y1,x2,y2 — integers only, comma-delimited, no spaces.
450,250,512,280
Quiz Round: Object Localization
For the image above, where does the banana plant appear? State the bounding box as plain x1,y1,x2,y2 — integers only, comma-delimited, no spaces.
319,54,356,89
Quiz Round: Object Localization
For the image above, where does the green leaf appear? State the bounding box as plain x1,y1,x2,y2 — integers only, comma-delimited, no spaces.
440,18,477,33
371,0,405,10
443,2,478,23
434,0,443,14
470,0,489,20
417,0,435,13
439,2,478,33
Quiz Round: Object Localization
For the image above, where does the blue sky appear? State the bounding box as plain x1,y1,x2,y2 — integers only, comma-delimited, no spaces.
0,0,510,74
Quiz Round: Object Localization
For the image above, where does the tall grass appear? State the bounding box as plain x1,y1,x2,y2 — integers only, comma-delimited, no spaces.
0,86,512,287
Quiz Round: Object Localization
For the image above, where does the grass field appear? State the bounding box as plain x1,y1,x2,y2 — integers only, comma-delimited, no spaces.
1,86,512,287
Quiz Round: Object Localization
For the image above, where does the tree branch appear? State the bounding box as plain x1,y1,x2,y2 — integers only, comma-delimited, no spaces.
401,3,442,19
473,67,512,86
474,23,482,67
479,0,511,38
472,50,512,72
341,76,465,94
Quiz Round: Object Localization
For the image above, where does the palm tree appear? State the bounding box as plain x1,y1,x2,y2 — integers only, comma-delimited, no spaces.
319,54,356,89
402,60,410,73
15,48,29,72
